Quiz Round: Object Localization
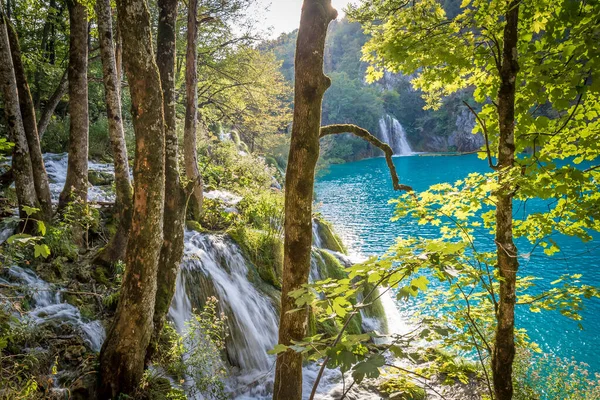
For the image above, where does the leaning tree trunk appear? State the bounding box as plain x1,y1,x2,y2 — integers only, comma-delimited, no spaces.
183,0,203,220
95,0,133,265
0,13,39,221
37,68,68,139
98,0,166,394
58,0,88,218
147,0,187,362
6,21,53,221
491,2,520,400
273,1,338,399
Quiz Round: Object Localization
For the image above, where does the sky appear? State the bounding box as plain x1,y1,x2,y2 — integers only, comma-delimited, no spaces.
257,0,359,38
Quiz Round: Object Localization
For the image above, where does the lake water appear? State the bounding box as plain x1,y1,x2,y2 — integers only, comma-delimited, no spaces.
314,154,600,372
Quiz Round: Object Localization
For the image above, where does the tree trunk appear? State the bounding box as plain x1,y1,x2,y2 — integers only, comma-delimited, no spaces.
273,2,338,399
0,13,39,221
37,68,68,139
98,0,166,394
491,2,520,400
6,21,53,221
184,0,203,220
95,0,133,265
58,0,88,216
147,0,187,362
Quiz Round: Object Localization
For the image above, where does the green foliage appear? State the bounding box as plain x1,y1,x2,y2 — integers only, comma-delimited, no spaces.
88,117,112,161
380,376,426,400
199,141,275,192
199,198,239,232
40,118,70,154
153,298,229,400
513,349,600,400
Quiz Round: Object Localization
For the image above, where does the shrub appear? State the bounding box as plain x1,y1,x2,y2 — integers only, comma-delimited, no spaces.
513,349,600,400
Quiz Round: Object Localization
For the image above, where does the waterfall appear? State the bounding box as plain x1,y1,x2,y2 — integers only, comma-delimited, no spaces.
3,266,106,352
378,114,413,155
170,232,279,373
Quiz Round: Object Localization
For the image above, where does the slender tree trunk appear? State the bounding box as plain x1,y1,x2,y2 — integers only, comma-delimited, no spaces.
0,13,39,221
98,0,166,394
492,2,520,400
6,21,53,221
37,68,68,139
184,0,203,220
146,0,187,362
95,0,133,264
115,19,122,87
273,2,338,399
58,0,88,215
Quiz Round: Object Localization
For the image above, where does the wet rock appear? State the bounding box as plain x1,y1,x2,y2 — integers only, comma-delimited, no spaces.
88,170,114,186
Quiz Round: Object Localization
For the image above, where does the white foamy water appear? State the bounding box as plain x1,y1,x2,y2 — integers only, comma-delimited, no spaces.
5,266,106,352
44,153,116,202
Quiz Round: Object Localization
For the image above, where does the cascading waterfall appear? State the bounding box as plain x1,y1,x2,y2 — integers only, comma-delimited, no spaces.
170,232,279,374
378,114,413,156
3,266,106,352
2,153,390,398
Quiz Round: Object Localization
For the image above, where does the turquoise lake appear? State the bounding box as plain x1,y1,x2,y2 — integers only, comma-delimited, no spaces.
314,154,600,372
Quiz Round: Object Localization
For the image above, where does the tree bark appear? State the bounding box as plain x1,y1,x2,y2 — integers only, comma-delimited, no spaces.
491,2,520,400
58,0,88,215
95,0,133,265
0,13,39,220
37,68,68,139
147,0,187,362
320,124,412,192
273,2,338,399
184,0,203,220
6,21,53,221
98,0,166,394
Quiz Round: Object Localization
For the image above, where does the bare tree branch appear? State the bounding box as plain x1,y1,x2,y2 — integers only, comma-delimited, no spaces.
320,124,413,192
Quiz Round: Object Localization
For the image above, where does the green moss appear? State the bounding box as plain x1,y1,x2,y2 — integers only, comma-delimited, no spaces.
313,216,347,254
361,282,389,333
229,227,283,288
92,266,111,286
186,220,204,232
313,249,346,280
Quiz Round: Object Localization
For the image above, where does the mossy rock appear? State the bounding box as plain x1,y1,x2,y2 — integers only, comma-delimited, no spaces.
313,249,346,280
313,217,347,254
360,282,389,333
229,226,282,288
88,170,114,186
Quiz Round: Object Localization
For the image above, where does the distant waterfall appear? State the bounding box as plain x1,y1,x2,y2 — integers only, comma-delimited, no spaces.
378,114,413,155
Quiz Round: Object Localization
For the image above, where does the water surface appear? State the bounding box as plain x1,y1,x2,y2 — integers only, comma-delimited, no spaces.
315,154,600,371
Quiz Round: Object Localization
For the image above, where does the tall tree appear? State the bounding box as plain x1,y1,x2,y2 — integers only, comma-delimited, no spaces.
148,0,187,360
6,21,53,221
491,2,520,398
273,1,338,399
351,0,600,398
98,0,166,395
95,0,133,264
0,12,38,221
58,0,88,215
184,0,203,220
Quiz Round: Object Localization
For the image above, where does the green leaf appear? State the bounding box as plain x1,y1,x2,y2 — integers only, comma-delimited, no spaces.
351,354,385,384
267,344,288,355
34,244,51,259
22,206,40,217
37,220,46,236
